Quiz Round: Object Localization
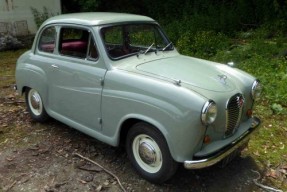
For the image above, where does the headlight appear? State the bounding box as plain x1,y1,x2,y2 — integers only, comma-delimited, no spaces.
251,80,262,100
201,101,217,125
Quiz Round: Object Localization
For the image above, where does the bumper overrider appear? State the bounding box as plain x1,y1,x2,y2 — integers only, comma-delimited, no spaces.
184,116,261,169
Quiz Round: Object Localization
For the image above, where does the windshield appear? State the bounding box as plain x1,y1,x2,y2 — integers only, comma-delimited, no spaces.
100,24,173,59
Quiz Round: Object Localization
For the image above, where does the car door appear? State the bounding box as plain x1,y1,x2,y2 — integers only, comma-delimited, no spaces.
48,26,106,131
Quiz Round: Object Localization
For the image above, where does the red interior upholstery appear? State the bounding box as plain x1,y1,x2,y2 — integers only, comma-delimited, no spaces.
40,41,88,56
61,41,87,53
40,43,55,53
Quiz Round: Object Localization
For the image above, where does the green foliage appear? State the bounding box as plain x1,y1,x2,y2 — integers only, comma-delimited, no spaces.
271,103,284,114
239,56,287,107
176,31,230,59
73,0,99,12
63,0,287,34
31,7,55,29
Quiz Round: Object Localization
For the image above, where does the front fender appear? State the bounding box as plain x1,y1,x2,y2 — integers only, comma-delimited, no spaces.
101,69,207,162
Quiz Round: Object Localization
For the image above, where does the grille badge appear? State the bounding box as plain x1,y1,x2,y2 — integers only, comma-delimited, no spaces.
237,96,244,107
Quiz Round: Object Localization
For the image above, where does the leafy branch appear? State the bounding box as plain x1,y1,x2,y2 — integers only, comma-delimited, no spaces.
30,6,55,29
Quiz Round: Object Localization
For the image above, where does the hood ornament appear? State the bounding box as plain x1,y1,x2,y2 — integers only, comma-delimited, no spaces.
227,62,235,67
218,75,227,84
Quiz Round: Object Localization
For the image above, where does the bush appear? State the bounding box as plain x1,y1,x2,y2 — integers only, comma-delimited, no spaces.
31,7,55,29
176,30,230,59
0,35,24,51
241,56,287,106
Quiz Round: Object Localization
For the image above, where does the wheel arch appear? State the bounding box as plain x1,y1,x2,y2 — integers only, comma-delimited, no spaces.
21,86,29,95
21,85,48,108
118,115,174,158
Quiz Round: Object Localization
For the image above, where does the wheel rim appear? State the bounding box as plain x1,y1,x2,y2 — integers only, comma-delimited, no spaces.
28,89,43,116
132,134,162,173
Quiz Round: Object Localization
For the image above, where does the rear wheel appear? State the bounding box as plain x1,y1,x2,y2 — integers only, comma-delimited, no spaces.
25,88,49,122
126,122,178,183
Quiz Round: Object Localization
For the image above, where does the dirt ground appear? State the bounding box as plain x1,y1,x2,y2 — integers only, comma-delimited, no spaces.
0,81,275,192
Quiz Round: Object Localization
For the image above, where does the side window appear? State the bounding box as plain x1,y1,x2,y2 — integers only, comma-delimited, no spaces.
59,27,90,59
38,26,56,53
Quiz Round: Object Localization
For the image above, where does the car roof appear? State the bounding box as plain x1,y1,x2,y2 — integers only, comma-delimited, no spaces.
43,12,155,26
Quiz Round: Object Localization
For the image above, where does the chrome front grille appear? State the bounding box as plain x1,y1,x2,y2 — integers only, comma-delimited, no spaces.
225,94,244,137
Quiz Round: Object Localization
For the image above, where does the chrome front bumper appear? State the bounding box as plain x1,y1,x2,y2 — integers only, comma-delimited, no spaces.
184,117,261,169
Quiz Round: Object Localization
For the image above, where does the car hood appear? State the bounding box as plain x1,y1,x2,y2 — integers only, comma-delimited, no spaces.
135,55,236,92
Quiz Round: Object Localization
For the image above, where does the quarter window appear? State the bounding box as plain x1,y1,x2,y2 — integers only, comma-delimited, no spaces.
38,26,56,53
88,37,99,60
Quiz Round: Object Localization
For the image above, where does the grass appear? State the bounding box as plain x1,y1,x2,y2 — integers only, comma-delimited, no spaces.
251,104,287,163
0,50,26,76
249,106,287,189
0,50,27,87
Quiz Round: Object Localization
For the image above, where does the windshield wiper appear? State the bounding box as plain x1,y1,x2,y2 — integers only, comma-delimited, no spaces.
162,42,173,52
144,43,155,55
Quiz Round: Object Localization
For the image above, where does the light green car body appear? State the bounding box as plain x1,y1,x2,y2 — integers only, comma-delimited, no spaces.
15,13,260,166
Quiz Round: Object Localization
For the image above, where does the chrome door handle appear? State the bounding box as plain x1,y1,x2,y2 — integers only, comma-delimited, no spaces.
51,64,59,69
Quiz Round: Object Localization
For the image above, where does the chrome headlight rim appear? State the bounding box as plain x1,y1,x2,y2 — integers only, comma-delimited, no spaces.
251,80,262,100
201,100,217,125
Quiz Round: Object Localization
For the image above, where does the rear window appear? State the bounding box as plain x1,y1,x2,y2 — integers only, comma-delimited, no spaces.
38,26,56,53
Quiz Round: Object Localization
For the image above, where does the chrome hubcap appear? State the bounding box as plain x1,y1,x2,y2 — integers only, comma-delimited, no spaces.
132,134,162,173
31,93,40,110
28,89,43,116
139,142,156,165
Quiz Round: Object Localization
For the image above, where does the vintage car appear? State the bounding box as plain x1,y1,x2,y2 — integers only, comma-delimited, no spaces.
15,12,261,183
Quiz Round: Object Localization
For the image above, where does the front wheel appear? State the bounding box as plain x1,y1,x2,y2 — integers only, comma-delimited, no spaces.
25,88,49,122
126,122,178,183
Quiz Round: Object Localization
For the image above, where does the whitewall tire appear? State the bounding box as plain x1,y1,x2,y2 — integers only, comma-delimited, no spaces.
25,88,49,122
126,122,178,183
